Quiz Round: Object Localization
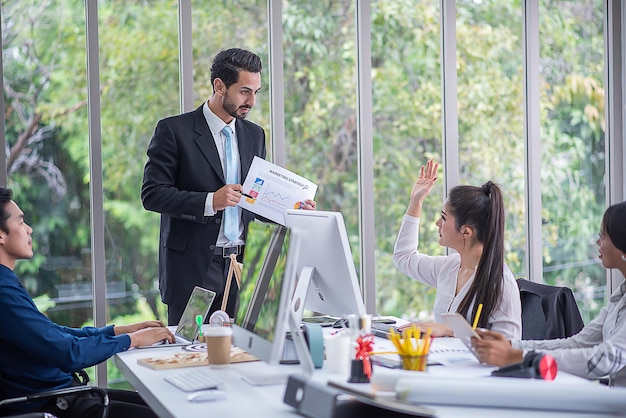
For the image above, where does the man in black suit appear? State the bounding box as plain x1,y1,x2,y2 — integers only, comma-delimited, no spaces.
142,48,315,325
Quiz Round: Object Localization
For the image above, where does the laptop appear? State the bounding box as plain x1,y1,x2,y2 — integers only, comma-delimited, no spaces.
138,286,216,348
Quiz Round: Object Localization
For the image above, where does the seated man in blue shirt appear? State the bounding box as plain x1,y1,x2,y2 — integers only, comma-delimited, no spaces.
0,187,175,417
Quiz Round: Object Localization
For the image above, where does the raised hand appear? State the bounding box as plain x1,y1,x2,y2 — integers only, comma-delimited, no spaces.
406,160,439,217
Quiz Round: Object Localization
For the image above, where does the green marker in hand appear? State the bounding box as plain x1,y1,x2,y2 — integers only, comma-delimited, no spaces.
196,314,204,338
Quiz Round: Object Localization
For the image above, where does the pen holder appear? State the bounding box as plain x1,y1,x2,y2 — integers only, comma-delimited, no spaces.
400,354,428,372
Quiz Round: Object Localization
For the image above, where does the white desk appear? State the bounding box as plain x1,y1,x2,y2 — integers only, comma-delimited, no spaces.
114,338,622,418
114,346,298,418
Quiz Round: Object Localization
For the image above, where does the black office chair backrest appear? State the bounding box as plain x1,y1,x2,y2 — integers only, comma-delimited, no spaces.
0,371,108,418
516,278,584,340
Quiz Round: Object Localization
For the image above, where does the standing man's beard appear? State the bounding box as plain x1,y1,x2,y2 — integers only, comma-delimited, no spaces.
223,94,251,120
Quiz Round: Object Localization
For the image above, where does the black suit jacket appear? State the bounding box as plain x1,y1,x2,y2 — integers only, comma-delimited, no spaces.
141,104,266,310
516,278,585,340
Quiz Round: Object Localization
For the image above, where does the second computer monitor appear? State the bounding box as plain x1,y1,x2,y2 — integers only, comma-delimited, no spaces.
283,209,366,320
232,221,294,365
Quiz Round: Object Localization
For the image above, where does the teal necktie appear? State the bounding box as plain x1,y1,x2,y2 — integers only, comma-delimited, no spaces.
222,126,239,242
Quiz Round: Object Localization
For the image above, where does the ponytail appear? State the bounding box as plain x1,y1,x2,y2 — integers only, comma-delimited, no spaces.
450,181,505,329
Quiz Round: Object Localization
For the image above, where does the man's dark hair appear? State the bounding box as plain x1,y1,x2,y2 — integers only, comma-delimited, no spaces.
0,187,13,234
210,48,262,90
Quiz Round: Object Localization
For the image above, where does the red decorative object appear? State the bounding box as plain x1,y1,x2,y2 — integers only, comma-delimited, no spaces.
355,334,375,379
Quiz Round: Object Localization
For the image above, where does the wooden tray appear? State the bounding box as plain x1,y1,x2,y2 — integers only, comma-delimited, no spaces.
138,347,258,370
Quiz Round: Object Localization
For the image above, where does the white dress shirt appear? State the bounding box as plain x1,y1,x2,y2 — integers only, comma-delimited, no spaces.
202,101,244,246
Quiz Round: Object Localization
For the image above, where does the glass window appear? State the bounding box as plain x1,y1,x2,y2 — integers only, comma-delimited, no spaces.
281,0,360,297
191,0,269,131
539,0,605,322
1,1,92,335
98,0,179,387
371,0,442,318
456,1,526,281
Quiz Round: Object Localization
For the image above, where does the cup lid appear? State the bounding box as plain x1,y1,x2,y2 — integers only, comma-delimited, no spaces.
204,326,233,337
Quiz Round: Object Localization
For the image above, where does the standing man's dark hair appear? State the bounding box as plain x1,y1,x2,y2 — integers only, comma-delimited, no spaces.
210,48,263,89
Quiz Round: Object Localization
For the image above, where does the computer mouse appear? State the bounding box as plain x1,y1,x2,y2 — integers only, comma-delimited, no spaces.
186,390,227,402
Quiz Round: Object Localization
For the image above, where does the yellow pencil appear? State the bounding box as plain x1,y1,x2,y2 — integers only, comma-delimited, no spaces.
390,335,402,353
408,327,417,356
472,303,483,330
402,331,413,355
423,327,433,355
416,337,425,356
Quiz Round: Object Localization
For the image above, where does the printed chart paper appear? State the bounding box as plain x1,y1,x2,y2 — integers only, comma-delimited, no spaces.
238,156,317,225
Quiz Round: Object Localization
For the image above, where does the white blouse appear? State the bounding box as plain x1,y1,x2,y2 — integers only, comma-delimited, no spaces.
393,214,522,339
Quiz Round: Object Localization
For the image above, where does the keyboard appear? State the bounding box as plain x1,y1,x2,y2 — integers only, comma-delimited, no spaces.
164,369,224,392
153,335,190,346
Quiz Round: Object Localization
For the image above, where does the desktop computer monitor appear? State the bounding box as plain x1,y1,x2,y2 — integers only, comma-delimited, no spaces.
283,210,366,321
232,221,295,365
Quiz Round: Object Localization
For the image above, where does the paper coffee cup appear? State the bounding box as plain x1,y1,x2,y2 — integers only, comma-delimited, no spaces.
205,326,232,368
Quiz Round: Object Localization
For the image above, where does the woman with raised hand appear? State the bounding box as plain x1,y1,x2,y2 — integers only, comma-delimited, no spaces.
473,201,626,386
393,160,521,339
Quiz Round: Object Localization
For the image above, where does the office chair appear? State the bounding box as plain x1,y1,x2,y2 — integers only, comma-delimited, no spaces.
516,278,584,340
0,373,109,418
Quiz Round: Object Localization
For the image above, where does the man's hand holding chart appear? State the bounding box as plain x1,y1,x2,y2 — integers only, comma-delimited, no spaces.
237,156,318,225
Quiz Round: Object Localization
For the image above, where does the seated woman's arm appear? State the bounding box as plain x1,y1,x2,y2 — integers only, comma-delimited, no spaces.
514,305,626,380
475,302,626,381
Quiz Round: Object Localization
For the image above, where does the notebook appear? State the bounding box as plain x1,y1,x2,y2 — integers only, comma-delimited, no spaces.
138,286,216,348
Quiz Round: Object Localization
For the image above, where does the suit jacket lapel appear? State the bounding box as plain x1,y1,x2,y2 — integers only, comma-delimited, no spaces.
193,105,226,183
